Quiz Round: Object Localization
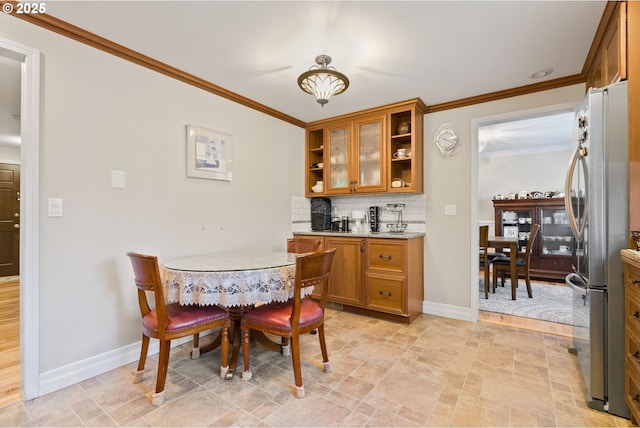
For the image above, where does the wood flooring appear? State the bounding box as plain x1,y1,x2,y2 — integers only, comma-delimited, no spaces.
0,277,21,408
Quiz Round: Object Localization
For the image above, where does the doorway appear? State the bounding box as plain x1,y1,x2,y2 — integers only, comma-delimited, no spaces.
0,36,41,402
472,103,578,334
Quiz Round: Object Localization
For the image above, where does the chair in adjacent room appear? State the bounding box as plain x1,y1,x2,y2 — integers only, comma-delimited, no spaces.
287,237,322,253
127,252,231,405
479,225,491,299
240,248,336,398
491,223,540,300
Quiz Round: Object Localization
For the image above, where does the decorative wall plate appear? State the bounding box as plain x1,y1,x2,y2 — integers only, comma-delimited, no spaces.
434,123,459,158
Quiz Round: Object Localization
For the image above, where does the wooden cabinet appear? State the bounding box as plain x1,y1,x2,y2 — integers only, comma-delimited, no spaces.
305,98,425,196
585,2,627,90
493,198,573,282
323,115,386,194
323,236,365,306
623,252,640,424
365,237,424,322
294,233,424,323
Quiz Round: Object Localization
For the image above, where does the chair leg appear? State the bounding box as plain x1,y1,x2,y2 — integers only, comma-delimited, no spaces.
290,334,304,398
281,337,290,356
133,334,150,383
152,339,171,406
492,268,498,293
318,323,331,373
220,321,230,378
525,275,533,298
483,265,489,299
191,333,200,359
240,326,252,381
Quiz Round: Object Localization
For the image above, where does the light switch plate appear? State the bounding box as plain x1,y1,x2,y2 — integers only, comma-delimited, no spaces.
444,204,457,216
111,170,126,188
48,198,63,217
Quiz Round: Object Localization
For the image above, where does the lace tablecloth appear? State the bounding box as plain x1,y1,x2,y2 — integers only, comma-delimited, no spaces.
162,251,309,307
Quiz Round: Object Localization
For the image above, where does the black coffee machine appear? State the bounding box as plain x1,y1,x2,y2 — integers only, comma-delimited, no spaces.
311,197,331,231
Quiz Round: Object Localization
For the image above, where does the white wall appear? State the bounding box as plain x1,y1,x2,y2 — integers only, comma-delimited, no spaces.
422,84,585,319
478,150,572,222
0,145,20,162
0,15,304,382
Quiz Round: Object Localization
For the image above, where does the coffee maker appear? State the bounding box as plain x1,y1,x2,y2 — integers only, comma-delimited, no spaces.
311,198,331,231
369,206,381,232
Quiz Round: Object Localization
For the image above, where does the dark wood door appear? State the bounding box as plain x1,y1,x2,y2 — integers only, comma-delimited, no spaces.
0,163,20,277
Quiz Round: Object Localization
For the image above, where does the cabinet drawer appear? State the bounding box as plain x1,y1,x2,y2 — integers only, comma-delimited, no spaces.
626,264,640,296
366,275,405,314
627,291,640,337
626,327,640,376
626,360,640,423
367,240,406,273
538,257,572,272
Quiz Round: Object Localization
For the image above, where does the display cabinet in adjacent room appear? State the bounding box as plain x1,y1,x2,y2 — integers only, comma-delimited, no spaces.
493,198,574,282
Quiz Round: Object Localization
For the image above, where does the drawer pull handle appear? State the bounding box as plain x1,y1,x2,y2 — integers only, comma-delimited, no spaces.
634,351,640,362
634,394,640,404
379,291,392,297
634,279,640,285
634,311,640,321
379,254,392,260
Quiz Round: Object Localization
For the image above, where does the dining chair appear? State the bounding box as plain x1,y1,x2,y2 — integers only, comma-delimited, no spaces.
127,252,231,405
287,237,322,253
240,248,336,398
479,225,490,299
491,223,540,299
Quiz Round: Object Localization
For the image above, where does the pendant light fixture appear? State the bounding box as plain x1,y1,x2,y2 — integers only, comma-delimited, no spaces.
297,55,349,107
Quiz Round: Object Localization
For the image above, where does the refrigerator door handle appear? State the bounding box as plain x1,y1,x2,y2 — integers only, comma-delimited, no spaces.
564,144,589,241
565,272,589,306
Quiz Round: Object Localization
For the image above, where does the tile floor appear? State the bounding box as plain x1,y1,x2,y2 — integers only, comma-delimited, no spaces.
0,309,634,427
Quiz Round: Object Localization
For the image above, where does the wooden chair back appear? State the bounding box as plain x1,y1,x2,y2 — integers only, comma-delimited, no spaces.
291,248,336,327
287,237,322,254
522,223,540,267
127,252,169,333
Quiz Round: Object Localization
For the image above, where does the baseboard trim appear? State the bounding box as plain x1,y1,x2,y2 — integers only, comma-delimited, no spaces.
38,335,193,397
422,301,476,322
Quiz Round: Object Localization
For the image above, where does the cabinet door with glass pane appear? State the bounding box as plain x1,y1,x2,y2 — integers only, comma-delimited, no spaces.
354,116,385,193
326,122,352,194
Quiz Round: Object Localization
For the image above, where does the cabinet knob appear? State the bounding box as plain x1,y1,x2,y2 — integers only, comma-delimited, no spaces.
633,311,640,321
13,224,19,229
379,290,392,297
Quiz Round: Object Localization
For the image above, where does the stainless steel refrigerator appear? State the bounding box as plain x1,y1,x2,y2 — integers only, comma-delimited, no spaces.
564,80,629,418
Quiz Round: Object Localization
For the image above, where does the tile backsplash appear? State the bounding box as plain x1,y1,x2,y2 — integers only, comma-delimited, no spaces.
292,194,426,233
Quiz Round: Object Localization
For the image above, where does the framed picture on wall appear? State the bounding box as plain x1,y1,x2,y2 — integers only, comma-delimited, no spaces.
186,124,233,181
504,226,518,238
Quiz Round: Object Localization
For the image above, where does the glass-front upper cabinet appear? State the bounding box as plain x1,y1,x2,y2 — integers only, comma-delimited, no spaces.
354,116,385,193
326,123,351,193
539,207,573,256
326,116,385,194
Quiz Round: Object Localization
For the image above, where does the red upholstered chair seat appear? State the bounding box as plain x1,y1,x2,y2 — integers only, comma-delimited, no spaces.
241,300,322,332
142,303,229,337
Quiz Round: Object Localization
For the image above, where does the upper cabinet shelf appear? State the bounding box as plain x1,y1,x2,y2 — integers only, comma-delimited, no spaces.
305,98,426,197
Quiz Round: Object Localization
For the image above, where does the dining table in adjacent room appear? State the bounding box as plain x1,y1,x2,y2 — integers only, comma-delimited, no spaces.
161,251,306,379
487,235,519,298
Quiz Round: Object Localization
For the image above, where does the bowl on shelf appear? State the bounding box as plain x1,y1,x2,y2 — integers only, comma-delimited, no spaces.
311,185,324,193
387,223,408,233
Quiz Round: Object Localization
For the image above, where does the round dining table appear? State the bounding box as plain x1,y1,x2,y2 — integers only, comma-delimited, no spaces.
162,251,308,378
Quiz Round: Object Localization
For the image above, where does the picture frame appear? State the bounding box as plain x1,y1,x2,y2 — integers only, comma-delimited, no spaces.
186,124,233,181
504,226,519,238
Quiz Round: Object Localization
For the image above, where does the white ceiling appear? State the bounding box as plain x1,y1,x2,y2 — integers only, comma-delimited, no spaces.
0,1,605,148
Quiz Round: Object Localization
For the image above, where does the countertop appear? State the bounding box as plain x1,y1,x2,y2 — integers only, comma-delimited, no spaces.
295,230,425,239
621,249,640,265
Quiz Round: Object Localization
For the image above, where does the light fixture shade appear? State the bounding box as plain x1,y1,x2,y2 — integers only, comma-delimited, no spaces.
298,55,349,106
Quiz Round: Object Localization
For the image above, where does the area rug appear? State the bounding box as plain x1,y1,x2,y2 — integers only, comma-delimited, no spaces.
479,279,579,326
